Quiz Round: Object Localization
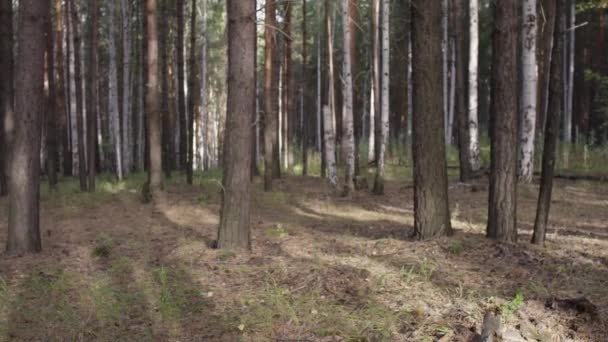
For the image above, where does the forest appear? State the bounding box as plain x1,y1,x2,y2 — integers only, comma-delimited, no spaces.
1,0,608,340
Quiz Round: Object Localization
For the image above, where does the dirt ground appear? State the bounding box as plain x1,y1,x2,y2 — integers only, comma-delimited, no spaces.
0,170,607,341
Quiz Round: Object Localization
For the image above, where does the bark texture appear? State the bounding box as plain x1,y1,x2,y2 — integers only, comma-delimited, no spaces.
146,0,162,192
467,0,481,171
0,0,12,197
70,0,87,191
87,0,99,191
263,0,278,191
341,0,355,196
373,0,390,195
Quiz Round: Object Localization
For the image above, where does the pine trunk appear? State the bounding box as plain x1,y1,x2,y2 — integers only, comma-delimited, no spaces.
146,0,162,192
487,0,519,243
121,0,132,175
0,0,12,197
263,0,278,191
411,0,453,240
302,0,309,176
177,0,187,170
45,3,58,190
87,0,99,191
323,106,338,188
70,0,87,191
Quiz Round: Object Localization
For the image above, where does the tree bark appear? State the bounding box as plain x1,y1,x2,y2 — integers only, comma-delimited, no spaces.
519,0,539,183
341,0,356,196
323,106,338,189
121,0,133,175
6,0,47,254
146,0,162,192
263,0,279,191
217,0,255,251
302,0,309,176
159,0,172,178
487,0,519,243
87,0,99,191
468,0,482,171
70,0,87,191
349,0,362,176
186,0,197,184
532,0,565,245
369,0,380,163
177,0,187,170
55,0,71,178
108,0,123,180
373,0,390,195
0,0,13,197
282,0,292,171
411,0,452,240
45,2,58,190
537,0,556,138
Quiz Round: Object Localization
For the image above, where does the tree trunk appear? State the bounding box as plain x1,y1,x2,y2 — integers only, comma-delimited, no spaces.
0,0,13,197
562,0,574,143
146,0,162,192
186,0,197,184
349,0,362,176
341,0,356,196
369,0,380,163
282,1,292,171
159,0,172,178
537,0,556,138
87,0,99,191
323,106,338,188
136,1,146,172
121,0,132,175
108,0,123,180
263,0,279,191
487,0,519,243
455,0,474,181
442,0,450,145
70,0,87,191
45,3,58,190
411,0,453,240
519,0,539,183
532,0,565,245
217,0,255,251
373,0,390,195
302,0,309,176
55,0,71,178
326,0,337,171
6,0,47,254
468,0,481,171
200,0,208,170
177,0,187,170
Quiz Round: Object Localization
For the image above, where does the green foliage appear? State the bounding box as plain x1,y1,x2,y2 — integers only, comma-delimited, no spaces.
500,291,525,318
92,233,113,258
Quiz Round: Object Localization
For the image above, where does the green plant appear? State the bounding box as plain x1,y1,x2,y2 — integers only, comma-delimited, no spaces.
92,234,113,258
500,291,524,318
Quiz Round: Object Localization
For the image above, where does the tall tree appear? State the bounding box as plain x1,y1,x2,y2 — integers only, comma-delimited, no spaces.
70,0,87,191
146,0,162,192
187,0,197,184
349,0,362,176
0,0,13,197
301,0,309,176
108,0,123,180
177,0,187,170
341,0,356,196
487,0,519,243
46,0,59,190
532,0,565,245
467,0,481,172
282,0,292,170
369,0,380,163
537,0,556,138
87,0,99,191
263,0,278,191
56,0,71,178
373,0,390,195
6,0,48,254
217,0,255,250
411,0,452,239
323,105,338,188
519,0,539,182
121,0,133,175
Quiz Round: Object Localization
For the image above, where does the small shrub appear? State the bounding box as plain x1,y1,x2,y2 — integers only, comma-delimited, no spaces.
92,234,113,258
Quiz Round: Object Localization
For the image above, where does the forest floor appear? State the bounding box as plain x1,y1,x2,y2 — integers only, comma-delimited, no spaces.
0,162,608,341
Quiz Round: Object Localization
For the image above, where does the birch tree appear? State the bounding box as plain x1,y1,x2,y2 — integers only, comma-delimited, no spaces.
373,0,390,195
121,0,132,175
108,0,123,180
468,0,481,171
323,106,338,188
519,0,539,183
341,0,355,196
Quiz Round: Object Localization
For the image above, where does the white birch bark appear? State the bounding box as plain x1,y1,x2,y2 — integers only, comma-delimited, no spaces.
108,0,123,180
323,105,338,189
374,0,389,193
121,0,131,175
519,0,539,182
468,0,481,171
369,0,380,162
341,0,355,194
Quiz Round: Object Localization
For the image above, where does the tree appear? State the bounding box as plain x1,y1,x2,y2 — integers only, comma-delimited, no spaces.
0,0,13,197
56,0,71,178
373,0,390,195
323,106,338,188
263,0,279,191
411,0,452,240
532,0,565,245
301,0,309,176
187,0,197,185
341,0,356,196
467,0,481,172
146,0,162,192
519,0,539,183
108,0,123,180
537,0,556,138
217,0,255,250
6,0,48,254
87,0,99,192
45,1,58,190
177,0,187,170
487,0,519,243
369,0,380,163
282,0,292,171
70,0,87,191
121,0,133,175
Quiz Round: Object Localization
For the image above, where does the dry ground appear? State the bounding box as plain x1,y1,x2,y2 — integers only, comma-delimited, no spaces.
0,168,607,341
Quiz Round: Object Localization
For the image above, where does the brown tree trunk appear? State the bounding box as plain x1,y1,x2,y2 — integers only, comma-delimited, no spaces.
45,3,58,190
0,0,13,197
536,0,556,139
487,0,519,243
263,0,279,191
411,0,452,240
390,0,409,161
146,0,162,192
6,0,48,254
70,0,87,191
302,0,309,176
282,0,292,171
87,0,99,192
217,0,255,251
187,0,197,184
532,0,565,245
159,0,172,178
349,0,362,176
177,0,187,170
64,0,74,177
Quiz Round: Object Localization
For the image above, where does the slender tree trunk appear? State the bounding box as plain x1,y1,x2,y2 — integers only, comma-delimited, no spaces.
563,0,574,143
411,0,453,240
537,0,556,138
0,0,13,197
177,0,187,171
70,0,87,191
136,1,146,172
45,4,58,190
373,0,390,195
442,0,450,144
487,0,519,243
108,0,123,180
6,0,47,254
55,0,71,178
200,0,208,171
532,0,565,245
323,106,338,188
341,0,356,196
159,0,172,178
263,0,279,191
282,0,292,171
519,0,539,183
146,0,162,192
316,31,324,175
349,0,362,176
87,0,99,191
302,0,309,176
121,0,132,175
186,0,197,184
369,0,380,163
468,0,481,171
217,0,255,251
